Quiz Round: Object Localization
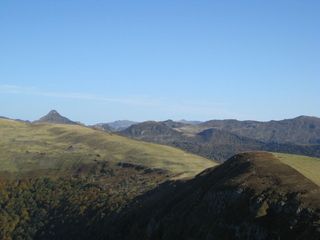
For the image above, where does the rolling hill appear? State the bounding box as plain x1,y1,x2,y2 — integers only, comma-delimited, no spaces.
0,118,216,177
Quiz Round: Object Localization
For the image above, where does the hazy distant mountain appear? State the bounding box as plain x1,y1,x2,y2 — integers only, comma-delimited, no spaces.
106,120,138,131
91,123,112,132
178,119,202,125
162,120,190,128
120,116,320,161
103,120,193,132
34,110,78,125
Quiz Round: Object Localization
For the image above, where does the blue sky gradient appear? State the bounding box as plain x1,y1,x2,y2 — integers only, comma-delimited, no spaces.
0,0,319,124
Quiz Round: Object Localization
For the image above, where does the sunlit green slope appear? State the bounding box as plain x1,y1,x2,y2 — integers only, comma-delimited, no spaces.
0,118,216,177
273,152,320,186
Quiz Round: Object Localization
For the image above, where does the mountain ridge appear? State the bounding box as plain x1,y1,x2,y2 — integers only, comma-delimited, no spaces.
199,115,320,144
120,117,320,161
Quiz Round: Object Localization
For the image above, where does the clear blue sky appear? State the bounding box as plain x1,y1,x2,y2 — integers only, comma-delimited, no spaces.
0,0,319,124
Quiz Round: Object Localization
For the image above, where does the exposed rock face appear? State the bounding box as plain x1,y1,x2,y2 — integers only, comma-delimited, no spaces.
105,152,320,240
34,110,77,124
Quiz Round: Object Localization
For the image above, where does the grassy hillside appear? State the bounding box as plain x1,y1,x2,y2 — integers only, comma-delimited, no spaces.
273,152,320,186
0,118,216,177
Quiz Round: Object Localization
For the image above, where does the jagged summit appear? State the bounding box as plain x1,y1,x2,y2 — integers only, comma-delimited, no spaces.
34,110,77,125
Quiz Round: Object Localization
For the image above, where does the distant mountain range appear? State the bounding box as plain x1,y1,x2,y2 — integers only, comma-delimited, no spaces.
103,120,138,131
178,119,202,125
120,116,320,161
93,120,200,132
4,110,320,161
198,116,320,145
92,119,201,132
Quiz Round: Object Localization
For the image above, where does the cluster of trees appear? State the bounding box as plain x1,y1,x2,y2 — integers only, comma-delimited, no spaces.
0,162,167,240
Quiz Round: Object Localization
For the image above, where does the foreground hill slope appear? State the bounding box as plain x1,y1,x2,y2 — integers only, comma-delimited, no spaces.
0,118,215,177
107,152,320,240
0,151,319,239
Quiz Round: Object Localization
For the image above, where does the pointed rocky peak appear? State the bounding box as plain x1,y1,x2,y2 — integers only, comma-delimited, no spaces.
48,109,59,115
35,110,77,125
